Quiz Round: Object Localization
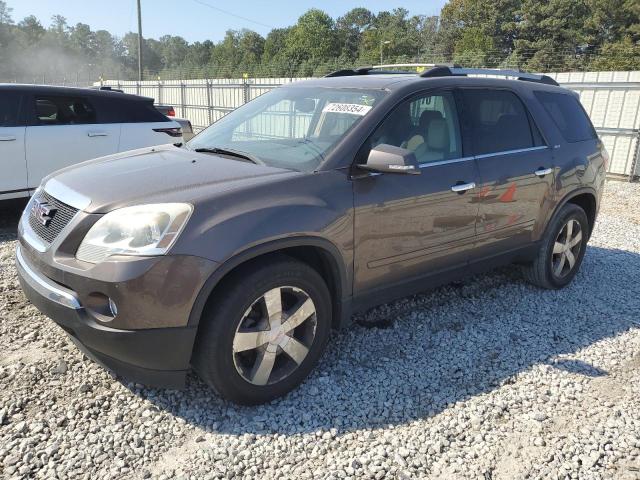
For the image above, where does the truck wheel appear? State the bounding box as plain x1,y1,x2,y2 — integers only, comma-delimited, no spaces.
192,255,332,405
522,203,589,289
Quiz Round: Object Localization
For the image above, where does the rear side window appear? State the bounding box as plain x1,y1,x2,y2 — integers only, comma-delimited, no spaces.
463,89,536,155
94,97,170,124
0,92,22,127
535,91,597,143
34,96,97,125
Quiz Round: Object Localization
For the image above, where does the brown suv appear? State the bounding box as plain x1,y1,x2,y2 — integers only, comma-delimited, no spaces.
16,67,607,405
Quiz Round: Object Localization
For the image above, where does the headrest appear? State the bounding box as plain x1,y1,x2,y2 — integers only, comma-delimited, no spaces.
73,102,88,117
426,118,449,151
419,110,443,129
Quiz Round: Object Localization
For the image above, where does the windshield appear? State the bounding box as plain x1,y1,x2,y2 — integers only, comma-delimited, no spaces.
187,86,385,172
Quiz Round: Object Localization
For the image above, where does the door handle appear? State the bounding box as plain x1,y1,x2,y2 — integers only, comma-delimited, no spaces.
0,136,17,141
534,167,553,177
87,132,108,137
451,182,476,193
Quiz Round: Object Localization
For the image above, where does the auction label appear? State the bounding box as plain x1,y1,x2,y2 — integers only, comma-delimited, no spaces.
322,103,373,116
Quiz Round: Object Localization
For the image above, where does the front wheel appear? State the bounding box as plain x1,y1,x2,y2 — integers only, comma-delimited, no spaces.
523,203,589,289
192,255,332,405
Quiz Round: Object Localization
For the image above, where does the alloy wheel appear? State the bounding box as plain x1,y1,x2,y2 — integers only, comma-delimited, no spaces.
232,286,317,386
551,219,583,278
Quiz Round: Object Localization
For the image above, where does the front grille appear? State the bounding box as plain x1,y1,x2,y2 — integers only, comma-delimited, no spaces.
28,190,79,244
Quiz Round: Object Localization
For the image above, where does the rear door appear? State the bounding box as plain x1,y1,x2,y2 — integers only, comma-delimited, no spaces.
353,90,480,296
461,88,554,257
0,91,28,199
106,98,182,151
25,94,120,188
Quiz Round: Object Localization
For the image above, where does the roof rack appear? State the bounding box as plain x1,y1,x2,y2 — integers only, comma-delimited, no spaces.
420,66,559,86
325,63,458,78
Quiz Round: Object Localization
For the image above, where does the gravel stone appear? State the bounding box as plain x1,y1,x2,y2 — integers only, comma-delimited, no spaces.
1,180,640,479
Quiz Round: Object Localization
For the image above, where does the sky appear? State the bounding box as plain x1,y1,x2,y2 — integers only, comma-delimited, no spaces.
8,0,448,43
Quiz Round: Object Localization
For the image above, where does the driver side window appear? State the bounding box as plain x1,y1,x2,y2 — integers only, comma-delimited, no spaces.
366,91,462,164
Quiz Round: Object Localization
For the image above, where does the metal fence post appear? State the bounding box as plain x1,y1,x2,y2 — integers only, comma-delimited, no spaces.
158,79,163,106
243,74,249,105
180,82,186,118
136,81,140,96
630,130,640,183
205,79,213,126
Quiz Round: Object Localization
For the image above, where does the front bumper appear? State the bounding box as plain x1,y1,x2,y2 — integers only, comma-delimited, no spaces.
16,245,197,388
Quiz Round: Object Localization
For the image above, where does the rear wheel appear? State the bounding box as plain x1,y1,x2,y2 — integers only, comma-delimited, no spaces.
523,203,589,289
192,256,332,405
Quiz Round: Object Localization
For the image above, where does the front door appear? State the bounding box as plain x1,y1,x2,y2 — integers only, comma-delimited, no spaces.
353,90,480,297
460,88,555,258
0,91,28,199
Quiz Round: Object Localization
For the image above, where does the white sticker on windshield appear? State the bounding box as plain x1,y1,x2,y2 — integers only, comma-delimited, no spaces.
322,103,373,116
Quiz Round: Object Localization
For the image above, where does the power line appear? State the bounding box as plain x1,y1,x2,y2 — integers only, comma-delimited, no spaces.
189,0,275,30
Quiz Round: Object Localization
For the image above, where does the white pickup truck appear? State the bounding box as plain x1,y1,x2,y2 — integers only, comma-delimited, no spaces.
0,84,183,201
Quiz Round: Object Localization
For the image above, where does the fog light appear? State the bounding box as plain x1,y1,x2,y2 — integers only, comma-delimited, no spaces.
108,298,118,317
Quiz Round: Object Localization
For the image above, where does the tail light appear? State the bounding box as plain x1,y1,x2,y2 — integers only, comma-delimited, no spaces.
153,127,182,137
166,107,175,117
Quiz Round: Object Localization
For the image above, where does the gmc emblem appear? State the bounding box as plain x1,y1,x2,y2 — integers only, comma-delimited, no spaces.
32,199,57,227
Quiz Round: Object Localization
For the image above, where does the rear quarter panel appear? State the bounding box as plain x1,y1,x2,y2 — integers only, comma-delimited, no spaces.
520,87,604,241
118,120,183,151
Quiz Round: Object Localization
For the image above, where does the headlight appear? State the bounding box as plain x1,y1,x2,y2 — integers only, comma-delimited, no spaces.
76,203,192,263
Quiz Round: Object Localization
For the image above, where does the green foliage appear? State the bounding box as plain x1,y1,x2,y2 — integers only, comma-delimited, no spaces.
0,1,638,82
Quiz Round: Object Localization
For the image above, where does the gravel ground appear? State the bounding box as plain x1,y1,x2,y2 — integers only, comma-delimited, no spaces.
1,180,640,480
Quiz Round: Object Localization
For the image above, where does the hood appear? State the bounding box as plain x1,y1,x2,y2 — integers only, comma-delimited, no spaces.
43,145,298,213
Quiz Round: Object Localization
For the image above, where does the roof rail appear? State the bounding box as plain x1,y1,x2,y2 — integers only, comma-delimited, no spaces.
420,66,559,86
371,63,459,69
325,63,458,78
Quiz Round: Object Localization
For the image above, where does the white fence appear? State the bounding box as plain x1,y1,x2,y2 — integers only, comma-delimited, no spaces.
100,71,640,179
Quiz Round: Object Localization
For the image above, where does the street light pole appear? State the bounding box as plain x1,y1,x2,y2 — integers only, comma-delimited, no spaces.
137,0,143,81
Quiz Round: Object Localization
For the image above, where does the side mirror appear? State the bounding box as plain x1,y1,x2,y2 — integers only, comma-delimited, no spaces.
358,144,421,175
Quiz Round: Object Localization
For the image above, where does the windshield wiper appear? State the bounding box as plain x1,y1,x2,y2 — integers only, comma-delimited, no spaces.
193,147,261,164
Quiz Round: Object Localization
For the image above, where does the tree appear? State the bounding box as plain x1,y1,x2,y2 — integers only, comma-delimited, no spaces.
122,32,162,74
285,9,339,68
238,30,264,68
514,0,591,71
18,15,45,45
336,8,374,60
0,0,13,24
69,23,96,57
158,35,190,69
438,0,519,63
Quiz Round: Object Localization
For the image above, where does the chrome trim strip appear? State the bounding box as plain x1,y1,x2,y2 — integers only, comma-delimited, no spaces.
419,156,474,168
19,195,47,253
21,226,48,253
44,178,91,210
360,146,548,175
474,146,549,160
15,245,81,310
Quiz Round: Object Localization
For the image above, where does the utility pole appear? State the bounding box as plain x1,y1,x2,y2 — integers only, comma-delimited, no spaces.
137,0,143,81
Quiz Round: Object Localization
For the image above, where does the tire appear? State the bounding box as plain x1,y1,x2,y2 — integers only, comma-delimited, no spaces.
522,203,589,289
192,255,332,405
